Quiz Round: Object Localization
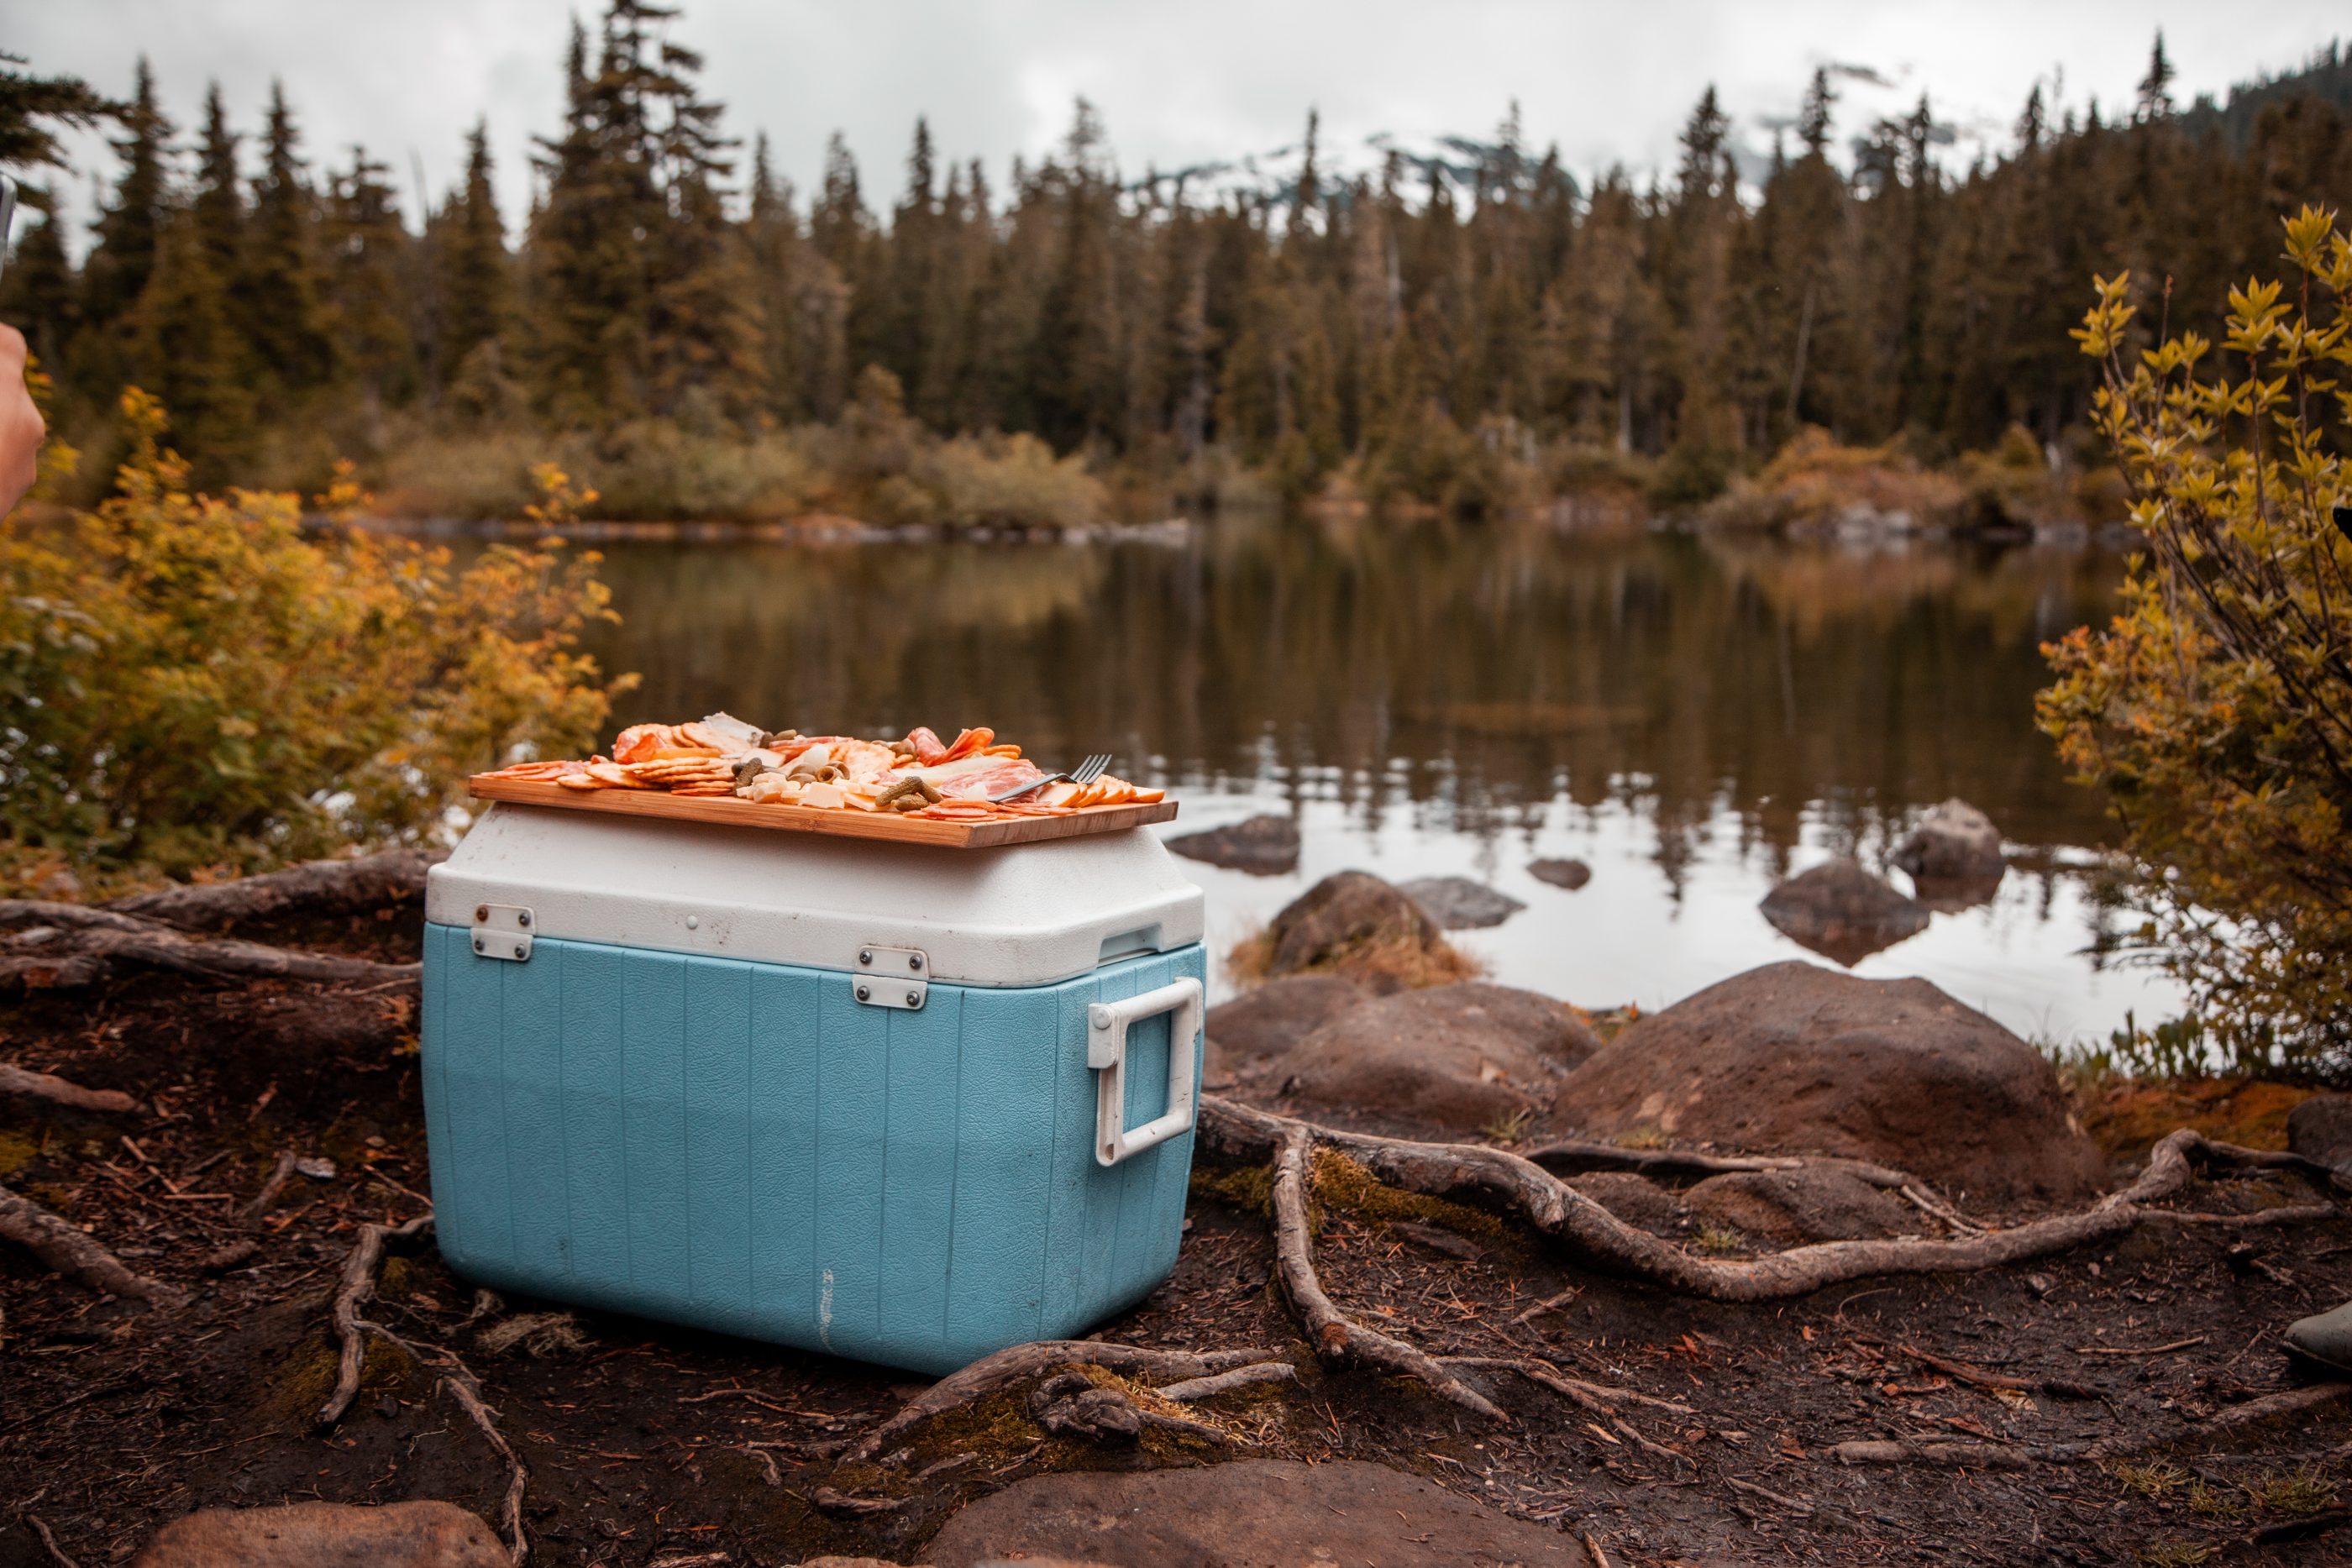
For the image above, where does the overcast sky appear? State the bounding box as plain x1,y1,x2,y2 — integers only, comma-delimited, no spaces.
13,1,2346,244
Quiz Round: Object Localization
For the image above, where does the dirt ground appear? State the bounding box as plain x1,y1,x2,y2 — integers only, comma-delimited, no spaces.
4,903,2350,1567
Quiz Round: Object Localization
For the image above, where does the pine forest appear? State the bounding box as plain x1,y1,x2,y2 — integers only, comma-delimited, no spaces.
6,6,2350,520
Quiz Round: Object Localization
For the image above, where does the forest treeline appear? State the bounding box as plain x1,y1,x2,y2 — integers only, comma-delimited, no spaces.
3,6,2350,517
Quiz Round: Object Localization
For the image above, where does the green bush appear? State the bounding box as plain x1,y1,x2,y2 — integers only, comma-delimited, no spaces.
0,391,631,895
2039,207,2352,1073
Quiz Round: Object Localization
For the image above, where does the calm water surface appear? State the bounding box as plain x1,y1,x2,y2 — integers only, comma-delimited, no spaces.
572,515,2182,1043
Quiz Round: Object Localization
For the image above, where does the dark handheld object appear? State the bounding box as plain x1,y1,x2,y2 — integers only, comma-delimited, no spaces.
2336,505,2351,544
0,176,15,285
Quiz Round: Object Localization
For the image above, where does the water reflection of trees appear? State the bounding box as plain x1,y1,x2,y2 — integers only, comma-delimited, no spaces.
586,520,2129,873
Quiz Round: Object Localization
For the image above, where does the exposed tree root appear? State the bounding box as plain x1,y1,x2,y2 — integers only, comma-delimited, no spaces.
0,901,421,991
0,1182,176,1304
1447,1357,1702,1465
106,849,439,930
840,1099,2343,1468
316,1213,437,1426
1270,1125,1504,1419
313,1211,528,1562
1156,1361,1299,1402
1199,1096,2342,1303
442,1371,531,1566
1866,1336,2098,1400
239,1151,299,1229
1526,1137,1912,1188
23,1513,77,1568
849,1340,1276,1463
1443,1356,1701,1419
1530,1133,1995,1233
1818,1382,2352,1472
2196,1381,2352,1434
0,1062,140,1114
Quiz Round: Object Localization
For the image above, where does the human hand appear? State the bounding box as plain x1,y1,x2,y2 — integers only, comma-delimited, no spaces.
0,324,46,515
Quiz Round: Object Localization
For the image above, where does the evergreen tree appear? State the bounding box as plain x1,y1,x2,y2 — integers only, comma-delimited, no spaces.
78,59,169,354
325,143,417,406
744,132,804,420
246,81,339,393
191,83,244,291
1029,100,1124,450
438,118,513,411
18,3,2352,508
134,202,257,483
0,197,76,369
2136,32,2177,123
0,50,112,185
527,8,657,422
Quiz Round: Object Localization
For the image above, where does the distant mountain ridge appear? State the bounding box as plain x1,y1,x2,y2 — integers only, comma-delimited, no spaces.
1129,39,2349,209
2185,40,2349,149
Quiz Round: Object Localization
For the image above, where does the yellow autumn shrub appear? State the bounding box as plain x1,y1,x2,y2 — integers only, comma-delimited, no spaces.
2039,205,2352,1072
0,390,633,894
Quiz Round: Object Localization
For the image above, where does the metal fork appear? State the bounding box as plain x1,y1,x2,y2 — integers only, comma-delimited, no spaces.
987,752,1111,803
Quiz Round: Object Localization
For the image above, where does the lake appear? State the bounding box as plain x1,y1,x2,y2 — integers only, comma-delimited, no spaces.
572,514,2183,1046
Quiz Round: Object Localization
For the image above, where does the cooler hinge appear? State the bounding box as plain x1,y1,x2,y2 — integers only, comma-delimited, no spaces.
853,945,928,1009
470,903,535,962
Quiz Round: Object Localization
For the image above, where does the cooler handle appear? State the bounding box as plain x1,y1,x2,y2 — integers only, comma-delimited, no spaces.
1086,978,1203,1168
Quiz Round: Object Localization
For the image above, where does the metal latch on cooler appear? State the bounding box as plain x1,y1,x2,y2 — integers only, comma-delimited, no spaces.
471,904,534,962
852,945,927,1010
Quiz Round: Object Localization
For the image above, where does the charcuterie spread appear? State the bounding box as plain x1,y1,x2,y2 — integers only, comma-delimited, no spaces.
474,712,1164,825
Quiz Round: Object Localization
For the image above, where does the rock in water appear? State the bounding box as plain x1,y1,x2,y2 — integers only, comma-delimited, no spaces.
133,1502,507,1568
922,1458,1594,1567
1204,973,1372,1085
1529,857,1593,890
1400,875,1525,930
1759,858,1929,965
1266,870,1441,976
2289,1094,2352,1170
1554,961,2104,1207
1165,814,1300,875
1278,982,1601,1135
1893,798,2006,881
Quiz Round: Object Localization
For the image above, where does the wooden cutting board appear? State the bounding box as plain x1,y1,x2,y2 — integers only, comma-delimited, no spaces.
467,774,1179,848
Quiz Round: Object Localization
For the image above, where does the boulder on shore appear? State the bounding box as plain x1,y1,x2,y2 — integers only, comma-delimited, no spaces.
1203,973,1373,1085
133,1502,506,1568
1278,982,1601,1134
1265,870,1444,977
922,1458,1594,1568
1759,858,1929,965
1566,1172,1691,1237
2289,1094,2352,1170
1683,1167,1915,1246
1166,814,1300,875
1400,875,1525,930
1529,857,1593,890
1554,961,2104,1207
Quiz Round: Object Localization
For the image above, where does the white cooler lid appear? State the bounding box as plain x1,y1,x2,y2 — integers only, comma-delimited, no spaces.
426,802,1205,988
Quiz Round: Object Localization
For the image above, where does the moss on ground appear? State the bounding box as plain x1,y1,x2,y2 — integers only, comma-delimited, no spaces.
1190,1162,1274,1216
259,1331,420,1427
1308,1148,1515,1250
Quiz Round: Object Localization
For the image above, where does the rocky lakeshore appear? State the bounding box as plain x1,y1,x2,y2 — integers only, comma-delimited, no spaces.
1,857,2347,1567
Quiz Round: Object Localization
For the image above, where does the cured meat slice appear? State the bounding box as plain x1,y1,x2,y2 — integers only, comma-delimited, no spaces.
932,758,1046,800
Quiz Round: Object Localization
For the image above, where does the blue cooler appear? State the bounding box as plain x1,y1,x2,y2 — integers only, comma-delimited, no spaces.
419,803,1206,1374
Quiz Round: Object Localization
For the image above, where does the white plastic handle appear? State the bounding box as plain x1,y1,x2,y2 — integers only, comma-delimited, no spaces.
1086,978,1203,1167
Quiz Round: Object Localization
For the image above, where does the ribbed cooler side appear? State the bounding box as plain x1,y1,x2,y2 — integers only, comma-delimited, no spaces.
421,926,1202,1374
